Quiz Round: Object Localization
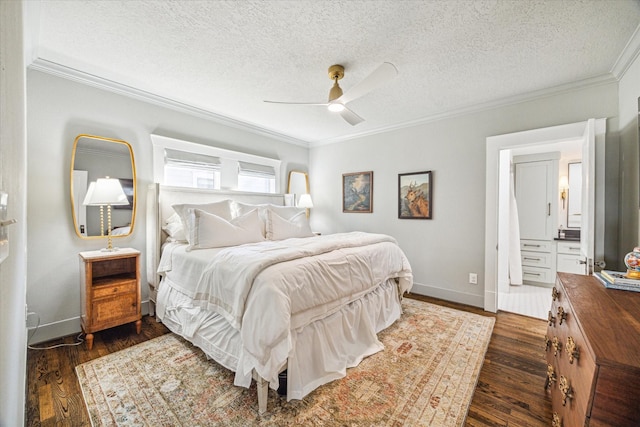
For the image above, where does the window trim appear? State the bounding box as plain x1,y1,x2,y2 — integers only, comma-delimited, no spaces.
151,134,282,193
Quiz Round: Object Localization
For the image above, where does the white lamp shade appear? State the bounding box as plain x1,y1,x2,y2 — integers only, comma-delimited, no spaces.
85,177,129,206
298,193,313,208
559,175,569,189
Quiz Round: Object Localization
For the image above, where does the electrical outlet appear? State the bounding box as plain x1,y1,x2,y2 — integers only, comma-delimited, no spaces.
469,273,478,284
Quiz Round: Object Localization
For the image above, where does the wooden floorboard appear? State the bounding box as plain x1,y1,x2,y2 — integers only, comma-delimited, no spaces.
25,296,552,426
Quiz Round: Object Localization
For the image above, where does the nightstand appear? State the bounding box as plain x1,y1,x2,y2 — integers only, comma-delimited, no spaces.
79,248,141,350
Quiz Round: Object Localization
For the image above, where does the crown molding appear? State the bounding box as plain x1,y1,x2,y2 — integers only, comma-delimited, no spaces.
310,73,618,147
610,23,640,79
28,58,310,148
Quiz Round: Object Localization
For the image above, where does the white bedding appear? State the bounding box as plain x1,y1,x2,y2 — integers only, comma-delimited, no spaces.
156,231,413,400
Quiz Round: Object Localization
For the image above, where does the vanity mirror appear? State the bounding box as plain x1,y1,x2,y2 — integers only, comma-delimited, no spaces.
70,134,136,238
567,162,582,228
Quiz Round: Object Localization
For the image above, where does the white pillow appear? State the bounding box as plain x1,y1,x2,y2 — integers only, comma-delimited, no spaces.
267,209,314,240
186,208,265,250
172,200,233,234
162,212,187,242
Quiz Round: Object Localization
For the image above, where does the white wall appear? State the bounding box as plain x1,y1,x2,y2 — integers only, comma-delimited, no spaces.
0,1,28,425
310,82,621,307
26,70,309,343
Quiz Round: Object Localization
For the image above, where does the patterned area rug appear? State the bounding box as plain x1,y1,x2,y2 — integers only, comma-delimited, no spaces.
76,299,494,426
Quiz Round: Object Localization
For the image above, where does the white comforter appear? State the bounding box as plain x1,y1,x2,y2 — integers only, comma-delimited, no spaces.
188,231,413,390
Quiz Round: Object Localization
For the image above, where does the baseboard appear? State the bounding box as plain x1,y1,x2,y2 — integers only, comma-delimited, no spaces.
409,282,485,309
27,300,152,345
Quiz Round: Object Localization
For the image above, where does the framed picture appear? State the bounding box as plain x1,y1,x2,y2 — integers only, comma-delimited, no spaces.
398,171,432,219
343,171,373,213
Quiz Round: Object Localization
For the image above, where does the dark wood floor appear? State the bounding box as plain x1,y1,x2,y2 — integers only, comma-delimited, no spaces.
26,295,551,426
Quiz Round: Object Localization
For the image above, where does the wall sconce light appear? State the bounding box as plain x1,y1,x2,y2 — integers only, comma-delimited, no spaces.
559,176,569,209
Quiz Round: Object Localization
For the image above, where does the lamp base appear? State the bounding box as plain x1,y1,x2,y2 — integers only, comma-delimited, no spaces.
101,246,120,252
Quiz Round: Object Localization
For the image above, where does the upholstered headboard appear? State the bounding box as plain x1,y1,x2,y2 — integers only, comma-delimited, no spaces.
145,183,285,314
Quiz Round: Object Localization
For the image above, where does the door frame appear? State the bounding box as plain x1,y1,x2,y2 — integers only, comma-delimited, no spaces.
483,120,605,313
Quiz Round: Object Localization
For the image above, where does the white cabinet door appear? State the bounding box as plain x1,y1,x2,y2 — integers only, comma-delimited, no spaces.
515,161,552,240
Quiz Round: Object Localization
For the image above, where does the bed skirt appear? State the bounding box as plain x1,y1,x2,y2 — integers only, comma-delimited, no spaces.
156,277,402,401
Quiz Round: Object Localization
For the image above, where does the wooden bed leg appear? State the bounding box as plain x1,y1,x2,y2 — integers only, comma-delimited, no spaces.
256,375,268,415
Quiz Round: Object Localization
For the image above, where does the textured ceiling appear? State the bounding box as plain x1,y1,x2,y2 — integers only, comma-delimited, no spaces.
33,0,640,144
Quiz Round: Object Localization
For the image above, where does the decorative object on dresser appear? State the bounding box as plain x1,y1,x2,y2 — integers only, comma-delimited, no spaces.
623,246,640,279
594,270,640,292
79,248,141,350
545,273,640,426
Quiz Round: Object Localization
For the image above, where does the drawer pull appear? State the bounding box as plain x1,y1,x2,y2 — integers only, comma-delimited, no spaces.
565,336,580,364
552,336,562,357
552,412,562,427
545,364,557,390
544,335,551,351
525,272,541,277
559,375,573,406
548,311,556,327
557,306,567,325
551,287,560,301
523,257,541,261
523,244,541,247
113,288,119,293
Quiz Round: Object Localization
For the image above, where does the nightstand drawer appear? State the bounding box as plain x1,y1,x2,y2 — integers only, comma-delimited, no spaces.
92,293,138,325
92,279,137,299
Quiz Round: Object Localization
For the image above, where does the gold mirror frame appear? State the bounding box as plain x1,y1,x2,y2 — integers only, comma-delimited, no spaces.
70,134,137,239
287,170,310,201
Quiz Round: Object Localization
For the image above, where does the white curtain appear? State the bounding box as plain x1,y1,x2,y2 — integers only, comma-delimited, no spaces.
509,167,523,285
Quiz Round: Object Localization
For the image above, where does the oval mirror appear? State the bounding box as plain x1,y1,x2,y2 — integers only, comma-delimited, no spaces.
70,134,136,238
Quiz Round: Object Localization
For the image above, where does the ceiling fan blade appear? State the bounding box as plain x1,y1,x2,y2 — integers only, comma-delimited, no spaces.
339,106,364,126
264,100,328,106
338,62,398,105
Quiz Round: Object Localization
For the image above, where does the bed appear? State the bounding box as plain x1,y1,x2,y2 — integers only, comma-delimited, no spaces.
146,184,413,414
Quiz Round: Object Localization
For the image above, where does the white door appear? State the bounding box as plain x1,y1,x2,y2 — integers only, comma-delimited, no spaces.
579,118,597,275
515,161,552,240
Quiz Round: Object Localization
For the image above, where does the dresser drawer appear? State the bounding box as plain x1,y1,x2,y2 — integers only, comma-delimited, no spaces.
521,250,553,268
92,279,138,299
520,239,553,253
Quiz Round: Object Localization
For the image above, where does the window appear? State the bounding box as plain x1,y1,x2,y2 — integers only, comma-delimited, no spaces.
151,134,281,193
237,161,276,193
164,149,221,189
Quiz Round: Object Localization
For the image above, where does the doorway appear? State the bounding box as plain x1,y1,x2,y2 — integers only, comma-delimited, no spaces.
483,119,606,316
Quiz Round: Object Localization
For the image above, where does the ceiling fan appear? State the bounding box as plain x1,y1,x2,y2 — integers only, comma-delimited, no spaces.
264,62,398,126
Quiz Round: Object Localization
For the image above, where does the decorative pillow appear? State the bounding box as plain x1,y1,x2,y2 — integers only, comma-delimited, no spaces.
267,209,314,240
186,208,265,250
172,200,233,240
162,212,187,242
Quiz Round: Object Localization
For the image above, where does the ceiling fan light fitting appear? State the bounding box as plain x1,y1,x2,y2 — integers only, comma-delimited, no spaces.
328,103,345,112
328,81,343,102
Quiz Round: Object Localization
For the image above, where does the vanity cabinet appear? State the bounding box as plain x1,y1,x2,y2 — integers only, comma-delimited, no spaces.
520,239,556,284
79,248,141,349
545,273,640,426
556,241,583,274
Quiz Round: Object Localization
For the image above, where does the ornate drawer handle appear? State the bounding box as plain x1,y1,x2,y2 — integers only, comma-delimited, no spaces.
552,336,562,357
565,336,580,364
557,306,567,325
548,311,556,327
545,364,557,390
552,287,560,301
544,335,551,351
552,412,562,427
559,375,574,406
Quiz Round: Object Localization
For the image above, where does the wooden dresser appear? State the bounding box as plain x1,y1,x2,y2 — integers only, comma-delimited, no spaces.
545,273,640,426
